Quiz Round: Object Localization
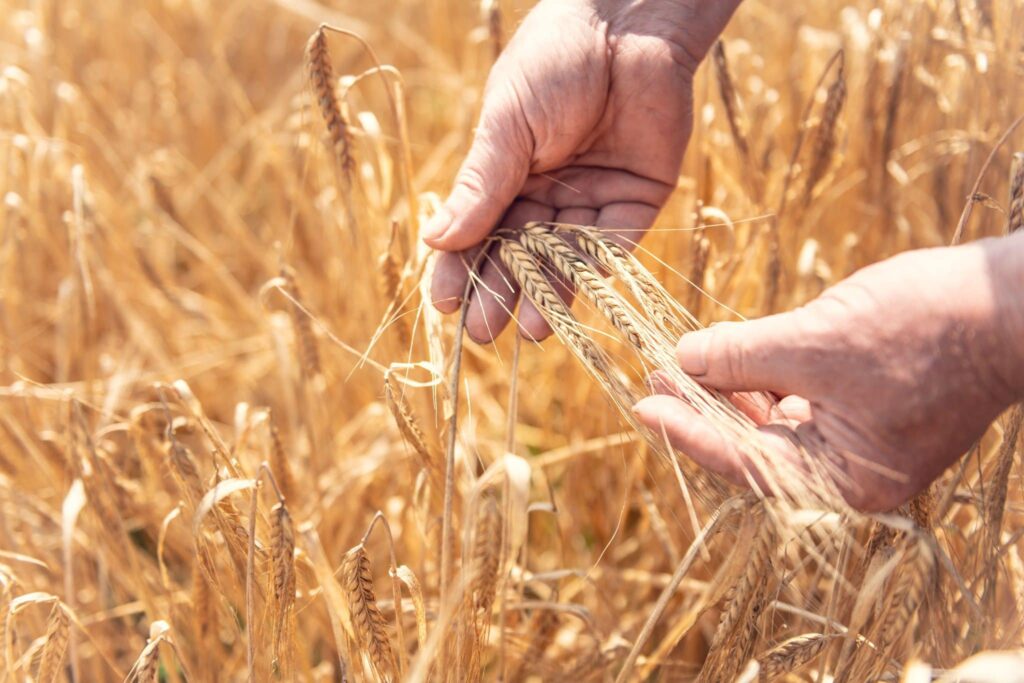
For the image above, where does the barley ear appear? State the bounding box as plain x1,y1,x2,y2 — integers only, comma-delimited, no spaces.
803,52,847,204
271,502,297,675
305,25,355,175
36,602,70,683
1007,152,1024,234
755,633,832,681
344,545,396,680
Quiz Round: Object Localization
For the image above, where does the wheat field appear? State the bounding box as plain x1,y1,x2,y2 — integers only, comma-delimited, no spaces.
2,0,1024,681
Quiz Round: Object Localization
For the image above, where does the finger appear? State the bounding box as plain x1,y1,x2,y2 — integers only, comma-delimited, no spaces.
675,316,812,395
595,202,662,252
778,395,813,422
522,169,670,213
633,395,807,495
471,199,556,340
422,94,533,251
633,395,773,489
465,244,519,343
646,369,683,397
553,206,598,227
721,390,785,425
431,248,482,314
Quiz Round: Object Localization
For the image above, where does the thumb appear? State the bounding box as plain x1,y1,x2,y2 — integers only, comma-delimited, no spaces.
423,95,533,251
676,316,809,394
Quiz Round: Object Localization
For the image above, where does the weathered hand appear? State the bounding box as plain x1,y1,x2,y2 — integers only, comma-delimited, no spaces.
425,0,742,342
635,235,1024,511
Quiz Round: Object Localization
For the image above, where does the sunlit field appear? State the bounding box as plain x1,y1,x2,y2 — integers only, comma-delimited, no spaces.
1,1,1023,680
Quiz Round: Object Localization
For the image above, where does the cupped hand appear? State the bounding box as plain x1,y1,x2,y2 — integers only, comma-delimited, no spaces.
635,235,1024,511
425,0,741,342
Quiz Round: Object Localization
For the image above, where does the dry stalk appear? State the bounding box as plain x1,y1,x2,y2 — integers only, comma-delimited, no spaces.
688,233,710,319
699,504,776,683
126,625,166,683
482,0,502,62
0,576,12,677
507,608,559,683
191,558,216,666
855,536,935,681
980,405,1023,609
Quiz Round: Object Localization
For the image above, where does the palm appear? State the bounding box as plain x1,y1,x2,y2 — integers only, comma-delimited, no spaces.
429,0,696,342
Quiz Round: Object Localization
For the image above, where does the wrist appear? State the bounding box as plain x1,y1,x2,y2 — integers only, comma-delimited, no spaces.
592,0,744,75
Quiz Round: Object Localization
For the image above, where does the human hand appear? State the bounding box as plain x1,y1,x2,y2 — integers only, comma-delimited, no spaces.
635,235,1024,511
425,0,742,342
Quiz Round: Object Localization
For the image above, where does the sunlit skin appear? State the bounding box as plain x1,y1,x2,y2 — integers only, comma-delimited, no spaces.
425,0,1024,510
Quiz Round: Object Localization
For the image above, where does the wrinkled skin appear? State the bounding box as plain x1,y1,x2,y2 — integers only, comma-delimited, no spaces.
424,0,741,342
635,236,1024,511
426,0,1024,511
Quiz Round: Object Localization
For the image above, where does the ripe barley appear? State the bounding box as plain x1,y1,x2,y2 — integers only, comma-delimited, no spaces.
756,633,831,681
268,411,295,505
518,227,645,350
280,265,322,382
803,54,846,203
305,25,355,174
1007,152,1024,234
271,502,297,673
699,506,776,683
470,495,502,615
344,545,396,680
384,374,442,490
551,222,689,336
36,602,69,683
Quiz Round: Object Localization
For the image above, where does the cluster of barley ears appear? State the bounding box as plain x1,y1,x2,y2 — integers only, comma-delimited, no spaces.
2,0,1024,681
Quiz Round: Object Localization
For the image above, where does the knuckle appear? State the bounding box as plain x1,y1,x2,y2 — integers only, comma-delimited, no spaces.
717,328,748,385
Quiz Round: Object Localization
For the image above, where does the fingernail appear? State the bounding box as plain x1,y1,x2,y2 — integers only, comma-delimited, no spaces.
677,330,711,376
422,206,453,243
